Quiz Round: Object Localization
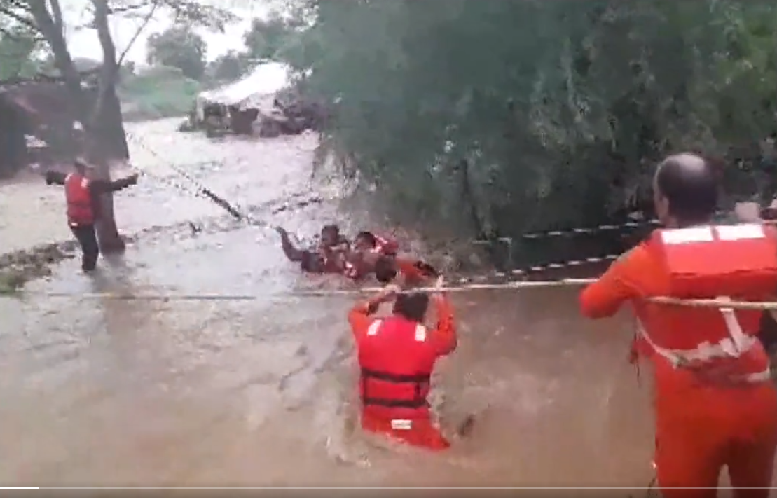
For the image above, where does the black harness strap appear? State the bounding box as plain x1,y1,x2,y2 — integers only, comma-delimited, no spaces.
360,367,431,409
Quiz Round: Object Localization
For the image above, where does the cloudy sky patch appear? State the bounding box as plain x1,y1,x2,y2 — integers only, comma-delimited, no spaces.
61,0,270,63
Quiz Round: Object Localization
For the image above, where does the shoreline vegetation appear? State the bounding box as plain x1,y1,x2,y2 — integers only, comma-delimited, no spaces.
119,65,207,123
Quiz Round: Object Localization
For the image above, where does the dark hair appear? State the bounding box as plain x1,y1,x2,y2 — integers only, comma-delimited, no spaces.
355,231,377,247
374,255,398,283
655,154,718,223
322,224,339,235
393,292,429,322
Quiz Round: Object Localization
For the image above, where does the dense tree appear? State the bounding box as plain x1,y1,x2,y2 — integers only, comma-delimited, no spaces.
206,50,246,81
0,25,47,80
277,0,777,253
147,25,207,80
243,13,295,61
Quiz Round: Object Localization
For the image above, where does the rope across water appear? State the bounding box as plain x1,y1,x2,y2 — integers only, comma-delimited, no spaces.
13,277,777,310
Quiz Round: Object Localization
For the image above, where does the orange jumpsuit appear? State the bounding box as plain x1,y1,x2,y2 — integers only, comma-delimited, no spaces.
396,257,438,287
348,294,456,450
580,225,777,498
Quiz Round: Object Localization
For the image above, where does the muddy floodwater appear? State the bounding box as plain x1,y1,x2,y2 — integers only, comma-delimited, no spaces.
0,118,660,488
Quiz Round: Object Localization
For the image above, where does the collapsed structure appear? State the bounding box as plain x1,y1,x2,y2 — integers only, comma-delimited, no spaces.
185,62,327,138
0,75,92,178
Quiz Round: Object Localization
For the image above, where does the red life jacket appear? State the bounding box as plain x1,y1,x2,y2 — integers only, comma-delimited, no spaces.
372,234,399,256
358,316,437,419
64,173,94,225
343,259,366,280
637,224,777,383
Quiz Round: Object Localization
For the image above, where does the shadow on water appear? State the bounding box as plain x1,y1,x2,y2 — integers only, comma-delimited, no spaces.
0,119,662,488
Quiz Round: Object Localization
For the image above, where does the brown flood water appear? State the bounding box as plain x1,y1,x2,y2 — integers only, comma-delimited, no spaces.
1,119,658,488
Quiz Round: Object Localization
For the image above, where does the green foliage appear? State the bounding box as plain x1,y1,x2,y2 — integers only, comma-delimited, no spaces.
118,65,201,121
277,0,777,241
0,26,47,80
243,14,295,61
146,24,207,80
206,50,249,82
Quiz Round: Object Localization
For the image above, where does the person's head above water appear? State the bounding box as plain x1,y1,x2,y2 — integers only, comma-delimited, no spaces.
320,224,341,246
354,231,377,252
374,255,398,284
653,153,718,228
393,292,430,323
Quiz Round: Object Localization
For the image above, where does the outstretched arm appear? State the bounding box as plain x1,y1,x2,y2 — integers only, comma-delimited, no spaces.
88,174,139,195
276,227,304,262
579,249,641,319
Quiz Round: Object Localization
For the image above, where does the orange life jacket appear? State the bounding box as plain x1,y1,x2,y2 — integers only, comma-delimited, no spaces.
358,316,436,419
637,224,777,383
64,173,94,225
372,234,398,256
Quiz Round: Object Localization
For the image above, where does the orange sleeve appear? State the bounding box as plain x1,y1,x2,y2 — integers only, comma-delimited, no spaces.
429,295,457,356
396,258,435,287
348,297,382,343
579,246,648,319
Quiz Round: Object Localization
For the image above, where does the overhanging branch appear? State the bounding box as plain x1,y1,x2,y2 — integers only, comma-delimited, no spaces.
117,0,161,66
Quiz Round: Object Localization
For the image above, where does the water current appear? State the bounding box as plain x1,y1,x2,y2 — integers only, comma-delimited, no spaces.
0,118,662,489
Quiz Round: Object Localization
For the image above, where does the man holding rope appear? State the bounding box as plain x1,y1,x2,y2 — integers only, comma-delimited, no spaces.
348,276,456,450
46,159,138,273
580,153,777,497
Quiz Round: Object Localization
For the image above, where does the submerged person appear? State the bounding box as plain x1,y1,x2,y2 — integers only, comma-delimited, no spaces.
348,277,456,450
580,153,777,498
45,159,138,272
276,224,349,273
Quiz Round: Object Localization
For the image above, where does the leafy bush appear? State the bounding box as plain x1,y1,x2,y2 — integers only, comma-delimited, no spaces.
119,66,201,121
280,0,777,244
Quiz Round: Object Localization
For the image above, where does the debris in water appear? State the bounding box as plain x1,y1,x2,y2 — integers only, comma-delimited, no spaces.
456,414,476,438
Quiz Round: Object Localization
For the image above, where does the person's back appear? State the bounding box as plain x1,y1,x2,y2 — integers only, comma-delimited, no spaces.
348,281,456,450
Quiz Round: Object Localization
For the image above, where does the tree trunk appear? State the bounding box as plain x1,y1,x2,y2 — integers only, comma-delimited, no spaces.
89,0,129,253
29,0,130,254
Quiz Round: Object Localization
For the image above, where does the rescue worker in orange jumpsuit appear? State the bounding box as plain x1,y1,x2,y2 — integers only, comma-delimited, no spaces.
580,153,777,498
45,160,138,272
348,277,456,450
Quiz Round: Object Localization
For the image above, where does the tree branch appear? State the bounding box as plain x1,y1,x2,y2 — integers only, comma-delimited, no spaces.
116,0,160,66
46,0,64,38
0,5,39,32
0,25,44,42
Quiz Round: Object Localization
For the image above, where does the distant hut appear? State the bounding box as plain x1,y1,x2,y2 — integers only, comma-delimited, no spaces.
194,62,292,137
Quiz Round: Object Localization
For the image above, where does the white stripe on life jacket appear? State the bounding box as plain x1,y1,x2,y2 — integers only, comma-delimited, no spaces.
365,319,427,342
637,295,760,369
660,224,765,245
64,173,90,190
367,320,382,336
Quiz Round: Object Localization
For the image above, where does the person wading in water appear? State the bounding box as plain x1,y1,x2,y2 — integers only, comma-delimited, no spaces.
581,153,777,497
276,224,350,273
45,159,138,272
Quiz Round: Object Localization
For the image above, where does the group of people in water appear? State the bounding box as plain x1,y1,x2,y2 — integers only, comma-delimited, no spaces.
47,152,777,496
275,223,438,285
